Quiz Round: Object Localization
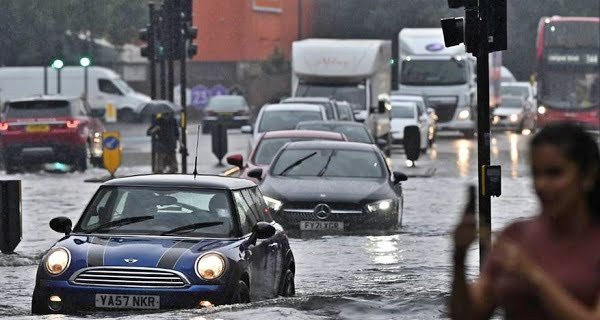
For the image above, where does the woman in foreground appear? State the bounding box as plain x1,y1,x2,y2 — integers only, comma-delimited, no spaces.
450,122,600,319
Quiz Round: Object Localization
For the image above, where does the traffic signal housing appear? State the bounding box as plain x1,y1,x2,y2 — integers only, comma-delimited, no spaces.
139,25,155,59
184,24,198,58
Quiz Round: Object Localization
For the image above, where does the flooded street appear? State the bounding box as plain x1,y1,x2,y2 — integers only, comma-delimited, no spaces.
0,131,538,319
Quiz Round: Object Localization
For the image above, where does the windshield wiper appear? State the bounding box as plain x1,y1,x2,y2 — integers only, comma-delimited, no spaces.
161,221,224,236
86,215,154,233
278,152,317,176
317,151,335,176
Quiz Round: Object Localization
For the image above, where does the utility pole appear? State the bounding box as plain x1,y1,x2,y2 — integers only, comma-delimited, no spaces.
441,0,506,267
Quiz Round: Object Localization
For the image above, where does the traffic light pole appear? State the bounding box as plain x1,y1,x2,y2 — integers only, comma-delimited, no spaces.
476,0,492,267
180,45,188,173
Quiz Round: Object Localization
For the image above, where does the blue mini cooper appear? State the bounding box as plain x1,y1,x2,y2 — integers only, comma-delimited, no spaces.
32,174,295,314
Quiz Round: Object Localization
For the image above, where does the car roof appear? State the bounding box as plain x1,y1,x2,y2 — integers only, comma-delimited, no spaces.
261,129,345,140
282,97,333,103
103,174,256,190
7,94,80,103
263,103,324,111
283,140,377,152
391,100,418,107
296,120,367,129
391,94,425,102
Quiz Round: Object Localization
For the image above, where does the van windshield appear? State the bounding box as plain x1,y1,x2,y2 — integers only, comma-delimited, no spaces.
401,59,467,85
297,84,366,110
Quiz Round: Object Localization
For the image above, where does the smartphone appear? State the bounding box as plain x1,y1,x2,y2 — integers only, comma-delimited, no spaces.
465,185,476,216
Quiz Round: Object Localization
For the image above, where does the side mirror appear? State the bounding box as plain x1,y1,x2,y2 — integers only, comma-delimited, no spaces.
241,125,252,134
247,221,276,245
393,171,408,184
50,217,72,235
226,154,244,169
247,167,263,180
91,108,106,118
376,138,387,148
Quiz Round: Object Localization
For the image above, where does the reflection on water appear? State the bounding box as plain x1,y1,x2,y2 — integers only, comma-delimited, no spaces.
453,139,471,177
510,133,520,178
366,235,401,265
491,137,499,159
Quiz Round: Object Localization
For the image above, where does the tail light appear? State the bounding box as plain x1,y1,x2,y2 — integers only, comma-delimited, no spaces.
66,120,80,129
0,122,8,131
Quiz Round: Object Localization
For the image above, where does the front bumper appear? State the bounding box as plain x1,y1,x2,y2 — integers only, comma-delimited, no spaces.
33,279,231,313
436,119,474,131
2,143,84,164
202,116,250,128
275,206,398,232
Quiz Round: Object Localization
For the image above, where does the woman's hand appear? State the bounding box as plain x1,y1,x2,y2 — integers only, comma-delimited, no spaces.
494,238,543,284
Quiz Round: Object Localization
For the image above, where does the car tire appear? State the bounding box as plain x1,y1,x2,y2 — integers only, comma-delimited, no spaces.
31,290,48,315
231,280,250,304
280,268,295,297
117,108,138,123
73,147,88,172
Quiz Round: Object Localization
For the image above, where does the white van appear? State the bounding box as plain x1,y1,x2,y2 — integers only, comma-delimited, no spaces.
0,66,150,122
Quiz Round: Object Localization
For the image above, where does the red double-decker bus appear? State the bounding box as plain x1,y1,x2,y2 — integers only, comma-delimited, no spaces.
535,16,599,132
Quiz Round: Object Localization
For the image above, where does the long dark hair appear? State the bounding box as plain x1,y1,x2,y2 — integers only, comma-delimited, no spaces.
531,123,600,220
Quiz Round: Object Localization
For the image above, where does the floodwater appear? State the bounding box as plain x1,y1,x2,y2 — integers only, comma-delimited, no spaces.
0,131,537,319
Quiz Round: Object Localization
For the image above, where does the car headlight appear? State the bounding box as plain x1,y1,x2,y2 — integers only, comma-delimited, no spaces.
537,106,546,114
263,196,282,212
509,114,519,122
458,110,470,120
195,252,226,280
45,247,71,275
366,199,394,213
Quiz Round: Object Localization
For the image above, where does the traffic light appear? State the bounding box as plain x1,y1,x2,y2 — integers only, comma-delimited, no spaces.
183,24,198,58
79,57,91,67
488,0,507,51
51,59,64,69
139,24,155,59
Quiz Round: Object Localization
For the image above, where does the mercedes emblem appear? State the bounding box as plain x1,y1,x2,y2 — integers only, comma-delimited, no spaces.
314,203,331,220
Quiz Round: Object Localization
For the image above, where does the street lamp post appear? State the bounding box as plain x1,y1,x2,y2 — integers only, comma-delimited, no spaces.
80,57,91,102
51,59,64,94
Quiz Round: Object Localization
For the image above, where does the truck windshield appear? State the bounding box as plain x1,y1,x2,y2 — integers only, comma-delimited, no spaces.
401,59,467,85
296,84,366,110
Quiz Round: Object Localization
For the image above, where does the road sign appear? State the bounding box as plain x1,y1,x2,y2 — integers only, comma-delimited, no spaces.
210,84,228,97
102,131,122,177
191,85,210,109
105,102,117,123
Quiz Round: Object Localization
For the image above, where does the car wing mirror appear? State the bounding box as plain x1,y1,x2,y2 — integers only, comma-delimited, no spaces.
241,125,253,134
393,171,408,184
247,221,276,245
247,167,263,180
226,154,244,168
376,138,387,148
50,217,72,235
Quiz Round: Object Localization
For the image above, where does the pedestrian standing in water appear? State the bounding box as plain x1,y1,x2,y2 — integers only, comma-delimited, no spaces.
450,122,600,319
147,111,180,173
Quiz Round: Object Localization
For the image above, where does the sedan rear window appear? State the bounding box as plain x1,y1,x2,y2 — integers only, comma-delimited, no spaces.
207,96,248,112
272,148,384,178
5,100,71,118
258,110,323,132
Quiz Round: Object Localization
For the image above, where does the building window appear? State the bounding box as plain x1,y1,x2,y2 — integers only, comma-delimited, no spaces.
252,0,282,13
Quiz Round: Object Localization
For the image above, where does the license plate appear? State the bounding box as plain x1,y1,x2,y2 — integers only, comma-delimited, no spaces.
300,221,344,231
26,124,50,132
95,294,160,309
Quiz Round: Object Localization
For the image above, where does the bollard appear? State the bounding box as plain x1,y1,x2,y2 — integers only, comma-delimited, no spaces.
212,121,228,166
403,126,421,162
0,180,22,254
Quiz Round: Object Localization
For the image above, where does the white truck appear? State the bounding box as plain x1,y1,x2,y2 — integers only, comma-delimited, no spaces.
291,38,393,155
398,28,477,137
0,66,150,122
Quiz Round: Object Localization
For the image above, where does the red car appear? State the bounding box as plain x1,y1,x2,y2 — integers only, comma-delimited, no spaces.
226,130,347,183
0,95,105,173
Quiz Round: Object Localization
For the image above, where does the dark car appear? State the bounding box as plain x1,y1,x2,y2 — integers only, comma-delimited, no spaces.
32,174,295,314
254,141,408,234
0,95,105,173
280,97,339,120
226,130,347,183
202,95,251,134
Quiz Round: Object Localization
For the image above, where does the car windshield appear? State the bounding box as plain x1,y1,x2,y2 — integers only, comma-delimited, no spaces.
271,148,384,178
296,123,373,144
207,96,248,111
391,104,416,118
501,86,529,98
75,186,235,238
5,100,71,118
401,59,467,85
258,110,323,132
500,97,524,108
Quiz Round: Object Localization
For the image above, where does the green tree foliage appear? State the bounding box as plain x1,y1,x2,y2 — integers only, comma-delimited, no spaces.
313,0,598,81
0,0,150,66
